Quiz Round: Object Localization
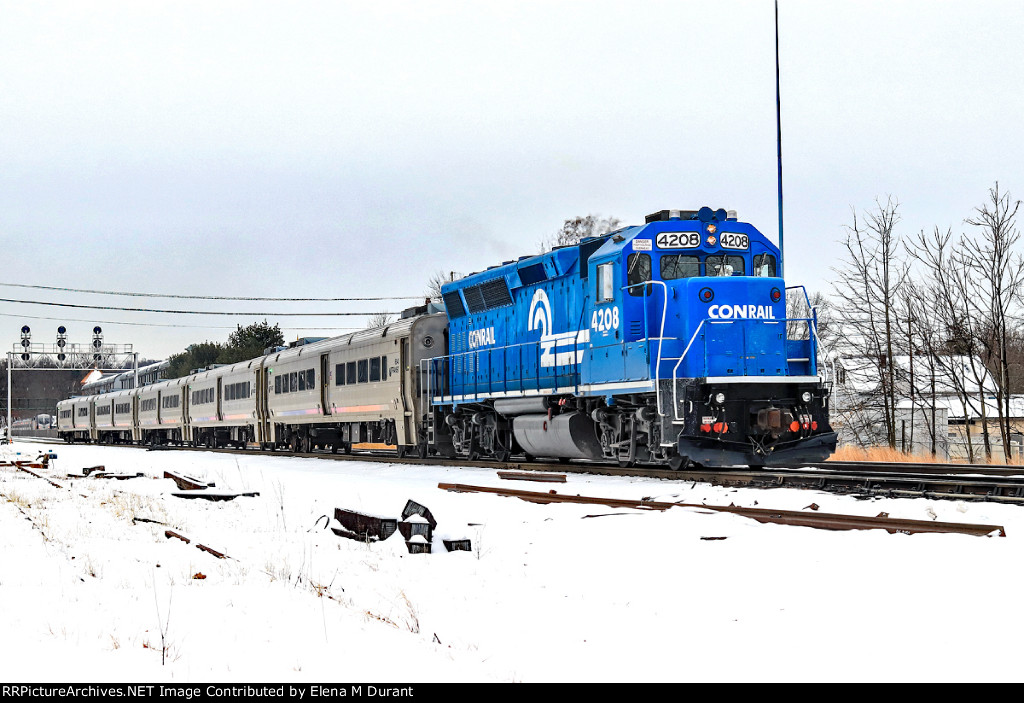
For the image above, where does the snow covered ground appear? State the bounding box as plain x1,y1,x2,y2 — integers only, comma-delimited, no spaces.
1,438,1021,683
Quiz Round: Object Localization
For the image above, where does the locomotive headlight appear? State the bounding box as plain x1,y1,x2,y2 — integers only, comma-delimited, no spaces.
801,391,812,403
714,392,726,405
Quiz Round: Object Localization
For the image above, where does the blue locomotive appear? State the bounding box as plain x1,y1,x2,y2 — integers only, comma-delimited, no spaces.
426,207,836,468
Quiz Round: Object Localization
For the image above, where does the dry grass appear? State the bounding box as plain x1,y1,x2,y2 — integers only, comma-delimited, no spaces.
829,445,1024,465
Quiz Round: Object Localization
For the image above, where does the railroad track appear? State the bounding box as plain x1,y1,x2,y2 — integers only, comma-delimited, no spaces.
20,437,1024,505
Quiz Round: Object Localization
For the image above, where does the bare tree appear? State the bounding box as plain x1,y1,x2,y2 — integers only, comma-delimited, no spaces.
964,183,1024,460
425,270,463,303
831,197,909,449
366,312,394,328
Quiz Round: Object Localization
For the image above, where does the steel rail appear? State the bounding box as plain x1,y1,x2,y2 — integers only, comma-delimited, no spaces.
20,438,1024,505
437,483,1006,537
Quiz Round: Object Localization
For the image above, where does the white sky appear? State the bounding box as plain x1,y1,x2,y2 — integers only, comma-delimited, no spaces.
3,0,1023,360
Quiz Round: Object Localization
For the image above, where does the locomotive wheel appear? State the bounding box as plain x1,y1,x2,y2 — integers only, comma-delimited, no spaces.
667,454,691,471
495,448,511,463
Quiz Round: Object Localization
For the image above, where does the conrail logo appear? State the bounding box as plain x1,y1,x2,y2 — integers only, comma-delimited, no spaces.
467,327,495,349
708,304,778,320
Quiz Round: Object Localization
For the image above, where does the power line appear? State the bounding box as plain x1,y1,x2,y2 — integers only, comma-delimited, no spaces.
0,311,360,331
0,297,399,317
0,281,423,302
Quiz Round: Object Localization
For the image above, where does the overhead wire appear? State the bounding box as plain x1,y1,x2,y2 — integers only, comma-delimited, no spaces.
0,311,360,331
0,281,423,302
0,297,399,316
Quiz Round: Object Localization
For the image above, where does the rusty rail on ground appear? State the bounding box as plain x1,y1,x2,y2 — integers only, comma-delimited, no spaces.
437,483,1006,537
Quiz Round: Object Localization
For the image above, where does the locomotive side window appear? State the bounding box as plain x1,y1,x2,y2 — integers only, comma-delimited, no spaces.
626,253,652,297
706,255,745,277
660,255,700,280
753,253,777,277
335,363,345,386
275,376,282,394
597,263,614,301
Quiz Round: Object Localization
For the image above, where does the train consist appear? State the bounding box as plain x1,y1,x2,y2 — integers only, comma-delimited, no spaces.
58,207,836,468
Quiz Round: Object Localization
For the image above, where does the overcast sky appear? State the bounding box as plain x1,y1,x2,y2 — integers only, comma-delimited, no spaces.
2,0,1023,362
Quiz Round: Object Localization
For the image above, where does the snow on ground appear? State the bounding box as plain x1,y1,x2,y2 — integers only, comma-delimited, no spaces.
1,439,1022,682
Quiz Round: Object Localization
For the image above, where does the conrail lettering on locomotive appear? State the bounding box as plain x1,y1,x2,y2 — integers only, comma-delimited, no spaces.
707,304,778,320
467,327,495,349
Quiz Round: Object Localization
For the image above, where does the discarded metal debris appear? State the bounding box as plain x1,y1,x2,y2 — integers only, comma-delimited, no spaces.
164,470,216,491
13,463,65,489
165,530,191,544
437,482,1007,538
439,482,676,510
170,490,259,501
163,529,230,558
91,472,144,480
497,471,567,483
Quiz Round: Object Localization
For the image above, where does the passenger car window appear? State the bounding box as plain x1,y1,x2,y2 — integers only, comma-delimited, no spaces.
370,357,381,382
358,359,368,383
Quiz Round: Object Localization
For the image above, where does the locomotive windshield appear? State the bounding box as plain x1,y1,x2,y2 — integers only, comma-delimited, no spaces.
753,253,778,277
660,254,700,280
705,254,745,277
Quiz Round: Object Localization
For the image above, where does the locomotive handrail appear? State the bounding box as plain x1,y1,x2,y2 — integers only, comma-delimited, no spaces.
671,319,709,421
621,281,669,417
424,335,587,404
785,284,830,384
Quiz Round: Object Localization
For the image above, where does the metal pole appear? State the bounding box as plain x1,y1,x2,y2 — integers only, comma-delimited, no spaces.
134,352,139,390
6,352,11,443
775,0,785,277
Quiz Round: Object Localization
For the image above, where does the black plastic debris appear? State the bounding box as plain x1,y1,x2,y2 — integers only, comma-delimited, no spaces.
400,500,438,531
442,538,472,552
333,508,398,542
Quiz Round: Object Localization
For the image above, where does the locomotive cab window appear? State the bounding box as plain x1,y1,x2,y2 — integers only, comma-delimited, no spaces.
753,253,777,277
596,263,615,302
626,253,652,296
706,255,745,277
660,255,700,280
